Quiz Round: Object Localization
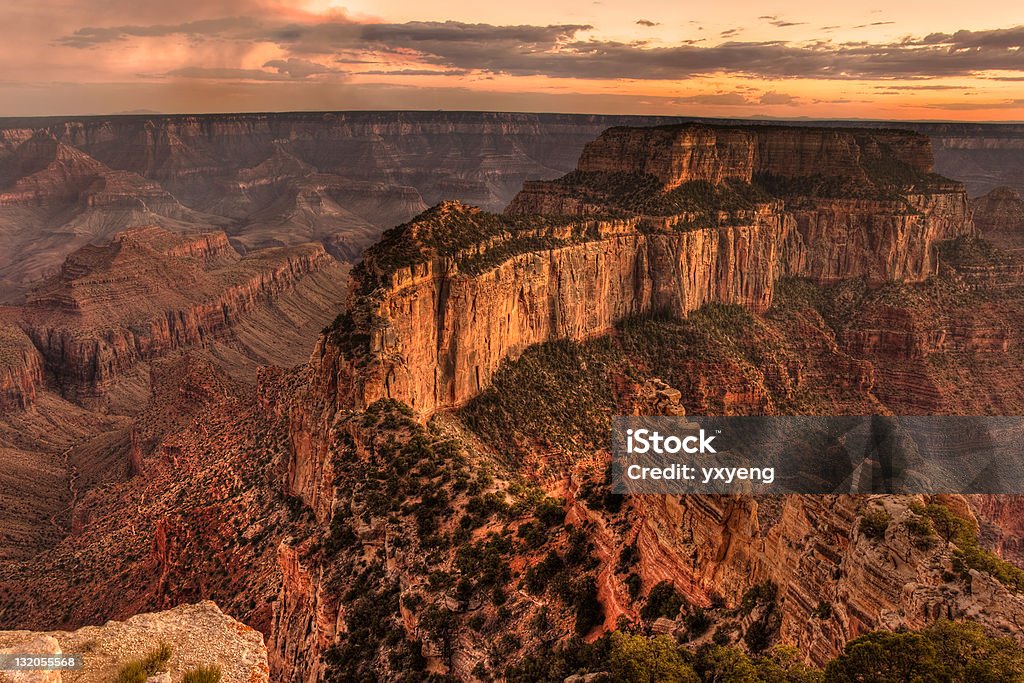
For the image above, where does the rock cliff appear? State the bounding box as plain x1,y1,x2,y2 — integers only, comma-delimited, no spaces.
11,227,340,406
0,323,43,411
300,124,971,425
972,186,1024,251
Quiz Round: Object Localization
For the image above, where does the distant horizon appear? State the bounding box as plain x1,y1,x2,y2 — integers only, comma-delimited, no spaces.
0,108,1022,126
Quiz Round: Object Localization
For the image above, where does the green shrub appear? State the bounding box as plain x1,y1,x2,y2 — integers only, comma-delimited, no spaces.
115,643,173,683
183,665,223,683
740,582,778,615
858,508,892,541
684,607,712,638
641,581,686,621
824,620,1024,682
812,601,833,620
573,576,605,634
625,573,643,601
903,515,936,550
609,632,699,683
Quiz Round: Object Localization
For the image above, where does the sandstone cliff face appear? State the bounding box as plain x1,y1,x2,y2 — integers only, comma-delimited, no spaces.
972,186,1024,252
296,125,971,429
573,124,934,190
348,207,793,417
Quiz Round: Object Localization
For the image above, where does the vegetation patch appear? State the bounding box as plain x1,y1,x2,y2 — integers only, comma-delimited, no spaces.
114,643,173,683
552,170,772,217
182,665,222,683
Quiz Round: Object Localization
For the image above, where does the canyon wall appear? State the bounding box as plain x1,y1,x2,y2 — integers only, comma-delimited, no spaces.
572,124,934,188
299,124,972,428
11,227,340,404
0,323,43,411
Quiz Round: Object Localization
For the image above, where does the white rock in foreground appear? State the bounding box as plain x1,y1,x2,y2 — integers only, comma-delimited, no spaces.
0,601,268,683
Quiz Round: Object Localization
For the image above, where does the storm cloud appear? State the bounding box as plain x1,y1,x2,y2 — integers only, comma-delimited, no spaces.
59,17,1024,82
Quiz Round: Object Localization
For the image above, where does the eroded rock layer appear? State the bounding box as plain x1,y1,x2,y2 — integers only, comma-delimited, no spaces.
8,226,344,406
303,124,972,424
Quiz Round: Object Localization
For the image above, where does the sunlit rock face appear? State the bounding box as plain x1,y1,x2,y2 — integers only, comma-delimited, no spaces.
304,124,971,420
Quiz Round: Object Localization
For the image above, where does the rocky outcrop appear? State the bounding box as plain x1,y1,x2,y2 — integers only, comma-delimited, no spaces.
756,495,1024,665
13,227,335,403
570,124,934,189
297,124,971,428
0,601,268,683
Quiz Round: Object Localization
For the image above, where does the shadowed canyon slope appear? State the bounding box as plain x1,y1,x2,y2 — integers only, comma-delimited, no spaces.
0,224,348,567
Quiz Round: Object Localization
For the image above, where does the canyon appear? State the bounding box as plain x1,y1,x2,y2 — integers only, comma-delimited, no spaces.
3,115,1024,681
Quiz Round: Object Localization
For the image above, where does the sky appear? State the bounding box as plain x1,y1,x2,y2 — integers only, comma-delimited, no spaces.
2,0,1024,120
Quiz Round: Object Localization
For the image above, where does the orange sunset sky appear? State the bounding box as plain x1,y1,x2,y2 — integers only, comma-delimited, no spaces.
2,0,1023,120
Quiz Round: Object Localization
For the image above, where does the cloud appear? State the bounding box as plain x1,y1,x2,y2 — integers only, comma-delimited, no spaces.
262,58,342,78
852,21,895,28
360,68,468,76
59,16,266,48
873,84,968,91
59,18,1024,83
760,16,806,28
918,98,1024,110
759,91,799,105
673,92,753,105
636,20,659,27
162,66,298,80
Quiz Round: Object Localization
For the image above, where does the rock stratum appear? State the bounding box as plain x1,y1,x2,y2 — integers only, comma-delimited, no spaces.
304,124,971,420
1,226,348,410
